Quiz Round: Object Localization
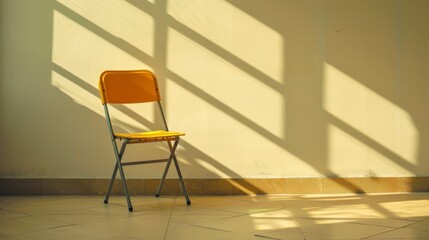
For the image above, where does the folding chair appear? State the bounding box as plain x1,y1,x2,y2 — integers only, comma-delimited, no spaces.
98,70,191,212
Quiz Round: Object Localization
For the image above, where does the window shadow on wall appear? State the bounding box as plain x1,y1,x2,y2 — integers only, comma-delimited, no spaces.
52,0,269,194
50,0,428,195
226,0,428,192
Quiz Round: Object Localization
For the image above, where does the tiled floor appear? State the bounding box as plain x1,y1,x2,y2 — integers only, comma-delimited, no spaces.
1,193,429,240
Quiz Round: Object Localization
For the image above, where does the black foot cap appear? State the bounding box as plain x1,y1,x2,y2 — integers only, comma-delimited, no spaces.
187,200,191,205
155,194,160,198
128,207,133,212
104,199,108,204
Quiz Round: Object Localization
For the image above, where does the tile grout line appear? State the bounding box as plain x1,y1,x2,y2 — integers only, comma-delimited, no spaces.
13,223,76,237
213,207,286,216
359,215,429,238
163,197,177,240
361,226,401,240
188,224,234,233
254,234,282,240
292,215,308,240
349,220,411,229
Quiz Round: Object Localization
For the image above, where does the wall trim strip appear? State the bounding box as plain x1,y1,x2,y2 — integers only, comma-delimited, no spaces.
1,177,428,195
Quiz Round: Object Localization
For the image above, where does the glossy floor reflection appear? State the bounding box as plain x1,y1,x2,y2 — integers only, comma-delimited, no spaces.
1,193,428,240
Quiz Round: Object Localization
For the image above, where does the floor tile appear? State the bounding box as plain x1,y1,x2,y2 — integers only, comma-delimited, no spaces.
255,228,305,240
300,222,393,239
366,227,429,239
165,225,243,240
169,208,242,226
0,210,28,221
402,218,429,231
353,218,415,228
0,193,428,240
0,235,23,240
0,215,68,235
192,210,297,234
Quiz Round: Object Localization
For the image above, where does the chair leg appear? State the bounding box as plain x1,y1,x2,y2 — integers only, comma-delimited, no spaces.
156,158,172,197
104,162,118,204
156,140,178,197
173,155,191,205
156,139,191,205
109,139,133,212
117,158,133,212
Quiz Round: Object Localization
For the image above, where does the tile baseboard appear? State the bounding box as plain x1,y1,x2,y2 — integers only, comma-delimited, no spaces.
0,177,428,195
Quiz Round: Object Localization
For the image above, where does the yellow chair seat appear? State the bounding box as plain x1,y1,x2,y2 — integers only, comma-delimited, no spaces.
115,130,185,141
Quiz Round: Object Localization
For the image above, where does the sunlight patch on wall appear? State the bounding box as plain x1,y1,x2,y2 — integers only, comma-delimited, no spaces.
51,70,104,117
52,9,147,79
57,0,155,57
326,123,371,177
51,9,156,133
167,27,284,140
327,124,417,177
165,77,314,178
51,70,155,133
195,159,231,179
323,63,418,168
168,0,283,83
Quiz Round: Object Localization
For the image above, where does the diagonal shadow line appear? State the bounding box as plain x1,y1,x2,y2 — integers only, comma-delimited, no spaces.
285,194,405,219
126,0,283,93
52,62,156,129
55,1,281,146
115,119,254,179
54,1,155,67
126,0,156,15
52,62,100,97
167,16,283,93
53,0,265,192
179,141,243,179
52,62,254,182
51,61,221,168
117,116,248,179
326,112,419,173
167,70,286,148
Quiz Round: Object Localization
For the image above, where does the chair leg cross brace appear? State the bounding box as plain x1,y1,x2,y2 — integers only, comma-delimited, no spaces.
155,139,191,205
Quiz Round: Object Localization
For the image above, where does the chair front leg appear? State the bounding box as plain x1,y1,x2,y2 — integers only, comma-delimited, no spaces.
104,139,129,204
156,139,179,197
106,139,133,212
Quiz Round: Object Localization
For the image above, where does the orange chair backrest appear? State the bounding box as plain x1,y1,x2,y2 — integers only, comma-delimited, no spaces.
99,70,161,104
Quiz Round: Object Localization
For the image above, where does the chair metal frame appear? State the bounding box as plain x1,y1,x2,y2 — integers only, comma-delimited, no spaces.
99,70,191,212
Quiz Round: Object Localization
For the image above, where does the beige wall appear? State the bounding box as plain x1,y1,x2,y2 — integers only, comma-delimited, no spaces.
1,0,428,179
